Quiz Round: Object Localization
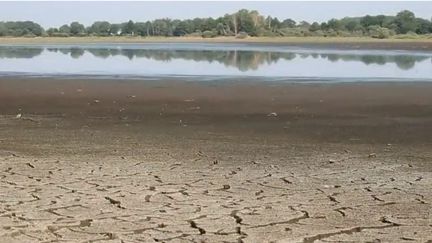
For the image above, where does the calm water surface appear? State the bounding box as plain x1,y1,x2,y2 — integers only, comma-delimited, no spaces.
0,43,431,82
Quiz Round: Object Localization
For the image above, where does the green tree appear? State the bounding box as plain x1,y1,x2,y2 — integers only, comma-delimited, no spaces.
344,19,361,32
298,21,311,29
70,22,86,36
89,21,111,36
215,23,227,35
368,25,392,39
415,18,432,34
0,8,430,38
309,22,321,32
237,9,256,34
1,21,44,36
122,20,135,35
282,19,296,28
151,19,171,36
395,10,417,34
327,19,343,31
360,15,386,28
109,24,121,35
46,28,58,36
59,24,71,35
133,22,146,36
173,21,189,36
0,23,6,36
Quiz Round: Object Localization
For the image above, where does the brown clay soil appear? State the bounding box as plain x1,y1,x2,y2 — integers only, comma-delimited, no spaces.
0,78,431,242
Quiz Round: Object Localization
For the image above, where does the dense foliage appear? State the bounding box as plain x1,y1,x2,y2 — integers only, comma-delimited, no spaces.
1,9,431,38
0,21,44,37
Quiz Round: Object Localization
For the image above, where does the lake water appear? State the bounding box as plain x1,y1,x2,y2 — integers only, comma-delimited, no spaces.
1,43,431,82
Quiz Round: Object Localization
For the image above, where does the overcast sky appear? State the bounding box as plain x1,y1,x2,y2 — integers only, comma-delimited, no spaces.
1,1,431,28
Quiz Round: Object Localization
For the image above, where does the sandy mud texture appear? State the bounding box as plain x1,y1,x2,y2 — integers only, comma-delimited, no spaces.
0,78,431,242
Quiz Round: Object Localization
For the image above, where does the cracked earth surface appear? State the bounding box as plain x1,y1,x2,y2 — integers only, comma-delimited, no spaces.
0,79,432,242
0,127,431,243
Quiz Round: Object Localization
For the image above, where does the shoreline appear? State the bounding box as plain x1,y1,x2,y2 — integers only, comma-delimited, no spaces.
2,74,432,84
1,36,432,50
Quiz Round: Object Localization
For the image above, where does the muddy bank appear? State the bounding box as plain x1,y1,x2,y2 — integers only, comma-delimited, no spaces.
1,36,432,51
1,78,432,145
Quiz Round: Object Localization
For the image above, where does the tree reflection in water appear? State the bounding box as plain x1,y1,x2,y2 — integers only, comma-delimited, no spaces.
0,46,430,72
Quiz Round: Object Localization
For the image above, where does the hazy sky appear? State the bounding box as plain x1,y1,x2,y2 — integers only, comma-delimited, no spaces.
1,1,431,28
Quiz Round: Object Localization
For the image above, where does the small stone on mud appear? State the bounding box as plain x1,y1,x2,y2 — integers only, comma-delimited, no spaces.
104,232,116,239
267,112,278,117
368,153,377,158
255,190,264,196
80,219,93,227
223,184,231,190
26,163,35,168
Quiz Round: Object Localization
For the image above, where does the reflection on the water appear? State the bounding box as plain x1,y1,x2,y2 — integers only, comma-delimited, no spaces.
0,46,430,72
0,47,44,59
319,53,428,70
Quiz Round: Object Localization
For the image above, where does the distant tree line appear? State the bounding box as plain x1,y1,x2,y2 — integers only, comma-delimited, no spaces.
1,9,431,39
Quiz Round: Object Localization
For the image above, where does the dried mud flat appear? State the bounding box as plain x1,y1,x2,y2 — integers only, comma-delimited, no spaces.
0,78,431,242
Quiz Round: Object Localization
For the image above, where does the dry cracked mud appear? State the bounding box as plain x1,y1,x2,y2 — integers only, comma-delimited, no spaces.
0,79,431,242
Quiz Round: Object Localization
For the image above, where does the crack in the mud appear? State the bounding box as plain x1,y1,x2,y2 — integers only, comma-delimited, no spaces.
249,210,309,229
371,195,384,202
44,204,86,218
154,233,190,242
327,193,339,204
230,210,243,224
104,196,125,209
302,218,401,243
188,220,206,235
281,177,293,184
235,226,247,243
334,207,352,217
